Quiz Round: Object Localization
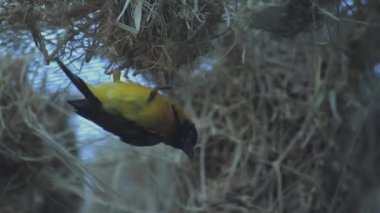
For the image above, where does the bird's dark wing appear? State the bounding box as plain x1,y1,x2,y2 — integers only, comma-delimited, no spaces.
68,99,164,146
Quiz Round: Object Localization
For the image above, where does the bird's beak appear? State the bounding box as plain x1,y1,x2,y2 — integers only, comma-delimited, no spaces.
181,140,194,160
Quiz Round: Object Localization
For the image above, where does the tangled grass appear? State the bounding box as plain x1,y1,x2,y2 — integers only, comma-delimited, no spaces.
0,57,82,212
0,0,224,79
1,0,380,212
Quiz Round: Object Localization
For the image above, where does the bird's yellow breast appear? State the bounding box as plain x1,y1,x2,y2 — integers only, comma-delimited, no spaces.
89,82,180,140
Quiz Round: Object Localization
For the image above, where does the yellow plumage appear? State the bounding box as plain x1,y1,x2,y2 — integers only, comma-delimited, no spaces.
55,58,197,159
90,82,186,141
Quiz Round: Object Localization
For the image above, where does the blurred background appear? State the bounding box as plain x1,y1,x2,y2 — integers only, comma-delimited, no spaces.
1,0,380,212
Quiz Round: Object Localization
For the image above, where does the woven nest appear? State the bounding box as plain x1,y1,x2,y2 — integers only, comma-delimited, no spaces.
0,0,224,80
0,57,82,213
172,22,380,211
2,0,380,212
178,33,333,212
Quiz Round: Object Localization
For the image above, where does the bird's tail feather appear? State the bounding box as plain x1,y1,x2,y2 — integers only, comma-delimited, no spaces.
55,58,101,106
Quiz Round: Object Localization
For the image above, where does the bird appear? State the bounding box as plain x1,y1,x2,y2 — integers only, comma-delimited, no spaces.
54,58,197,159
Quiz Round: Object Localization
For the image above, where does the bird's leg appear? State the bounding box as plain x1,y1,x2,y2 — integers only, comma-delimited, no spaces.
113,70,121,82
147,85,172,103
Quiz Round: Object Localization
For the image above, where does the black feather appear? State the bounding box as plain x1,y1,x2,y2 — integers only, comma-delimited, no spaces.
55,58,101,106
146,89,158,103
68,99,163,146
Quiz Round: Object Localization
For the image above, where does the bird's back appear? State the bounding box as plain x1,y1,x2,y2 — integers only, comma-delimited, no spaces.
90,82,178,141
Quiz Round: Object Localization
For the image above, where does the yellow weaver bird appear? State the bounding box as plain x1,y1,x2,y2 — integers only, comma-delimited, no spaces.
55,58,197,159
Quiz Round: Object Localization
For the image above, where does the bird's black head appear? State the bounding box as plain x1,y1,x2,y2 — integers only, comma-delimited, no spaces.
171,121,198,160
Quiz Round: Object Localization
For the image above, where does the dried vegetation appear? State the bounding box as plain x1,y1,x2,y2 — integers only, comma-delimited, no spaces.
1,0,380,212
0,57,82,212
